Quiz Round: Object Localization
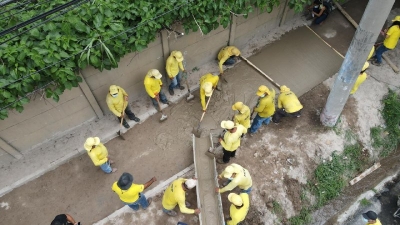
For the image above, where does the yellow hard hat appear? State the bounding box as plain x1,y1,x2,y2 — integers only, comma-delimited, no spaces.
231,48,240,56
280,85,290,93
109,85,119,95
256,85,270,96
232,102,244,111
172,51,184,62
228,193,243,206
392,15,400,22
203,82,213,97
84,137,100,151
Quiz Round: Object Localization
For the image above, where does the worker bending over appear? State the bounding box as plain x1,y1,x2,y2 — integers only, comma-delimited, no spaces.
199,73,219,111
216,163,252,194
162,178,200,217
272,85,303,124
218,46,241,74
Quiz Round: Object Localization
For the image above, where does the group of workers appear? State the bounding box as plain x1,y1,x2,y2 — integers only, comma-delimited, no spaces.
51,15,400,224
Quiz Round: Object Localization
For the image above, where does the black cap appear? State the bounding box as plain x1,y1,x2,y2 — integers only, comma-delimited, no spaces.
362,211,378,220
117,172,133,190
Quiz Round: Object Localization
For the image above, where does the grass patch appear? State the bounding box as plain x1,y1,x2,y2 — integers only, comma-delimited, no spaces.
289,207,312,225
370,90,400,156
360,198,371,206
272,200,282,214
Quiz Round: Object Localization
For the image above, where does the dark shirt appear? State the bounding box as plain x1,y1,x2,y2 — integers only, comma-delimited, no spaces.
51,214,69,225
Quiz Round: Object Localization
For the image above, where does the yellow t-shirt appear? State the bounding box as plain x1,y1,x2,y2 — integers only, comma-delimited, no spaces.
384,25,400,49
106,86,128,117
350,72,367,94
278,91,303,113
111,182,144,203
227,193,250,225
219,163,252,193
365,219,382,225
217,46,241,74
166,52,184,78
162,178,195,214
199,74,220,110
87,143,108,166
254,89,276,118
220,125,247,151
233,104,251,128
144,76,162,98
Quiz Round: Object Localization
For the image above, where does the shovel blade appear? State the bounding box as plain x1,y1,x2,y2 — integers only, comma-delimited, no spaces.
116,131,126,140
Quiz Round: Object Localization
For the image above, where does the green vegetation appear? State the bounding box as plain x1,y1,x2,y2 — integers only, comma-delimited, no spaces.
0,0,312,119
272,200,282,214
370,90,400,156
289,207,312,225
360,198,371,206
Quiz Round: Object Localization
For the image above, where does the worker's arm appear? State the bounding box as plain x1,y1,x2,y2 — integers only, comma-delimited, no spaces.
65,214,77,224
166,60,173,78
219,54,229,74
107,99,122,117
253,100,266,113
312,6,325,17
143,177,157,190
178,61,185,71
219,179,239,193
88,151,107,166
277,96,283,109
178,200,195,214
144,81,156,98
212,76,220,88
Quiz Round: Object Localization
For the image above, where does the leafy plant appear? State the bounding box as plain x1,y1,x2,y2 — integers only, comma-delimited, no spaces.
289,207,312,225
0,0,310,119
360,198,371,206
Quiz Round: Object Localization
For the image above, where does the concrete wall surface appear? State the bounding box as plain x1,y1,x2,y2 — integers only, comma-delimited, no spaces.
0,4,295,156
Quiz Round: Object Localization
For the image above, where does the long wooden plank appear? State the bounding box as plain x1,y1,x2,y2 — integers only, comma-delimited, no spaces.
349,162,381,185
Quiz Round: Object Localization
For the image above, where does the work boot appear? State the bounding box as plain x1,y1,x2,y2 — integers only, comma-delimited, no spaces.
185,201,191,207
217,158,227,164
163,101,171,105
165,210,178,217
169,89,174,95
371,60,381,66
133,117,140,122
179,86,185,90
122,120,130,128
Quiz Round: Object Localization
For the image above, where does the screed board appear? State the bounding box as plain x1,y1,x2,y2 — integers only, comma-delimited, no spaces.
193,135,224,225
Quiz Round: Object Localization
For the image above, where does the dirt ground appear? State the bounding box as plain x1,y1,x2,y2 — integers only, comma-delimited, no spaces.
2,1,400,225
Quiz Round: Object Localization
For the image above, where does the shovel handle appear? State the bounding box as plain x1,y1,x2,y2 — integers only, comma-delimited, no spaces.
200,91,214,122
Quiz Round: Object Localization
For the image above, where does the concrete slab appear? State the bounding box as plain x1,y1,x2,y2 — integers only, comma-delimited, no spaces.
247,26,344,96
193,135,224,225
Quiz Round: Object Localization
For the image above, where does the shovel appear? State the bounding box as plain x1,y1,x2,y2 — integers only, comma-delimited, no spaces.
183,71,194,101
193,91,214,138
116,102,127,140
156,96,168,122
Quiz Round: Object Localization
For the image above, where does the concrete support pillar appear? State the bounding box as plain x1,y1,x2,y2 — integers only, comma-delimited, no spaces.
78,72,104,119
320,0,395,127
0,137,22,159
228,13,237,46
160,29,170,83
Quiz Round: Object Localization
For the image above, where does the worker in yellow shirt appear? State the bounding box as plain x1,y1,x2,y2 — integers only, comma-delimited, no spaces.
112,172,156,211
84,137,117,174
362,211,382,225
232,102,251,129
166,50,186,95
215,163,252,194
350,62,369,94
106,85,140,129
162,178,200,216
226,193,250,225
249,85,276,136
272,85,303,124
218,120,247,164
371,16,400,66
199,73,219,111
144,69,170,110
217,46,241,74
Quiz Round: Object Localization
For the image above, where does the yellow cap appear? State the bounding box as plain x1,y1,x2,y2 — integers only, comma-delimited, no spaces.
221,120,235,129
172,51,184,62
280,85,290,93
203,82,213,97
256,85,270,96
362,62,369,71
228,193,243,206
223,165,235,178
232,102,243,111
84,137,100,151
147,69,162,79
231,48,240,56
109,85,119,95
392,15,400,22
